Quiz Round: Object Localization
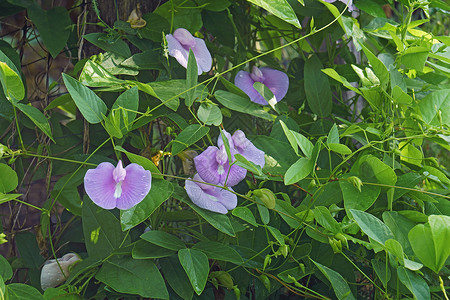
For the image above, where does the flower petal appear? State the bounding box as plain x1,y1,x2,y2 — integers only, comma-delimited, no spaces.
194,146,221,184
222,164,247,187
260,68,289,103
217,129,234,149
217,187,238,210
185,178,228,214
232,130,265,168
234,70,268,105
192,38,212,75
166,34,189,69
84,162,117,210
116,163,152,210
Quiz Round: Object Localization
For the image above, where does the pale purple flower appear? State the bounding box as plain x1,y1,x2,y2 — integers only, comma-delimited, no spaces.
235,66,289,106
323,0,356,12
185,174,237,214
218,130,265,169
194,145,247,187
166,28,212,75
84,160,151,210
41,253,81,290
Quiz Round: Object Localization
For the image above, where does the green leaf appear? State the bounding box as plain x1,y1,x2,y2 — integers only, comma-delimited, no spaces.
417,89,450,126
267,226,285,245
185,50,198,106
322,68,361,95
304,55,332,117
252,136,297,175
327,124,339,145
115,146,162,179
253,81,275,106
96,256,168,299
397,267,430,300
232,207,258,226
51,171,84,216
83,33,131,58
174,186,235,236
132,240,175,259
79,59,124,88
328,143,352,155
399,46,429,72
284,157,314,185
5,283,44,300
399,142,423,167
82,197,130,259
279,120,299,156
246,0,301,28
120,180,173,230
0,61,24,101
178,249,209,295
360,44,389,87
140,230,186,251
197,103,222,126
0,255,12,281
111,86,139,132
192,241,243,264
312,260,356,300
0,193,20,205
371,259,390,288
15,103,55,142
313,206,341,234
62,73,107,124
382,211,415,257
28,6,71,58
140,13,171,42
172,124,209,156
0,164,18,193
392,85,412,104
160,256,194,300
385,239,404,265
359,155,397,185
146,79,188,111
215,90,273,120
234,154,264,176
341,180,380,211
349,209,394,246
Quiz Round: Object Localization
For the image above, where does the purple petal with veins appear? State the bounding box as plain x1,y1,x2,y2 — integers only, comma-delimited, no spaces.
232,130,265,168
185,174,237,214
84,160,151,210
166,28,212,75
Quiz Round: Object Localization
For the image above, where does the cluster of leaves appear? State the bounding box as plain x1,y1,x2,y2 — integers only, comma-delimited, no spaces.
0,0,449,299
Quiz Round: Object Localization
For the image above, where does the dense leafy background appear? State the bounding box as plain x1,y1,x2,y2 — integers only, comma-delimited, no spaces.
0,0,449,299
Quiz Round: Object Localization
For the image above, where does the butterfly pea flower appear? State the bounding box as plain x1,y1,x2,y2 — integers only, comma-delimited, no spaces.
218,130,265,169
84,160,151,210
40,253,81,290
166,28,212,75
185,174,237,214
323,0,356,12
235,66,289,106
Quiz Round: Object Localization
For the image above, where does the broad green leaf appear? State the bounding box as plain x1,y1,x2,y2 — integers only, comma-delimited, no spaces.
79,59,124,88
312,260,356,300
304,55,332,117
382,211,415,257
399,46,429,72
28,6,71,58
0,193,21,204
397,267,430,300
417,89,450,125
246,0,301,28
178,249,209,295
96,256,168,299
0,255,12,281
385,239,404,265
174,186,235,236
253,81,275,106
371,259,390,288
313,206,341,234
341,180,380,211
132,240,175,259
349,209,394,245
322,68,361,94
82,197,130,259
215,90,273,120
185,50,198,106
146,79,189,111
399,142,423,167
83,33,131,58
160,256,194,300
252,136,297,175
291,131,314,158
115,146,162,179
0,61,24,101
62,73,107,124
5,283,44,300
327,123,339,145
140,230,186,251
359,155,397,185
267,226,285,245
120,179,173,230
429,215,450,270
172,124,209,155
51,171,85,216
392,85,412,104
197,103,222,126
232,207,258,226
111,86,139,132
328,143,352,155
360,44,389,87
15,103,55,142
275,200,302,229
0,164,18,193
280,120,299,156
284,157,313,185
192,241,243,264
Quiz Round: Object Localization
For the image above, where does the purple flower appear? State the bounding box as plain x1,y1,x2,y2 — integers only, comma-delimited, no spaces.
218,130,265,169
185,174,237,214
235,66,289,106
194,145,247,187
323,0,355,12
166,28,212,75
84,160,151,210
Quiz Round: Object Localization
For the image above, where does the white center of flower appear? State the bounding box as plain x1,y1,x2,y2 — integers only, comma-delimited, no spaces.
173,28,196,48
114,181,123,198
217,164,225,175
250,66,265,82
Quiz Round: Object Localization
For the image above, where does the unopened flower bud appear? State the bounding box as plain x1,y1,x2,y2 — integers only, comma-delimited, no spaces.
348,176,363,192
329,237,342,254
40,253,81,290
253,188,276,209
210,271,234,289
